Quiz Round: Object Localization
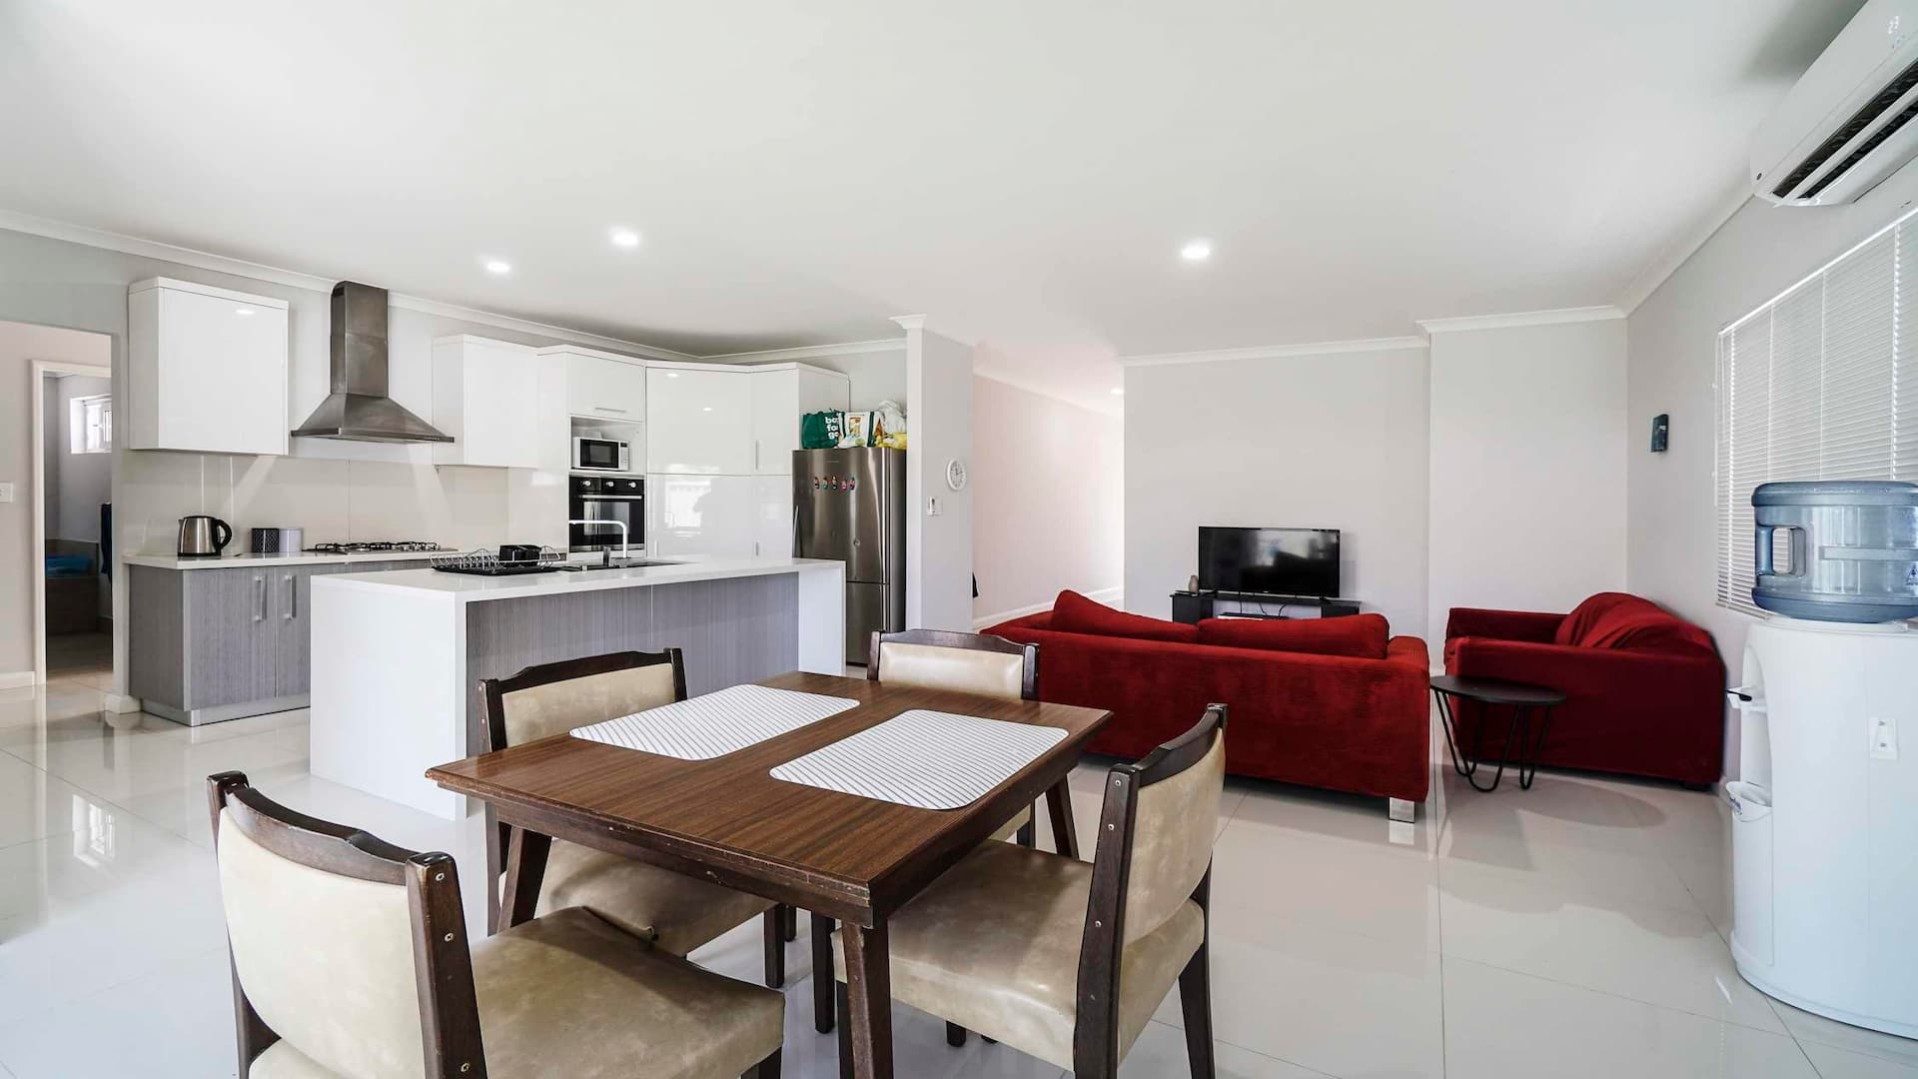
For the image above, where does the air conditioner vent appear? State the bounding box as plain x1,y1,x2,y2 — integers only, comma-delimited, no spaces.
1771,56,1918,198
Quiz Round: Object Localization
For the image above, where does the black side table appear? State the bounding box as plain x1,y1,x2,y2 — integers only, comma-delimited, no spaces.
1430,675,1567,792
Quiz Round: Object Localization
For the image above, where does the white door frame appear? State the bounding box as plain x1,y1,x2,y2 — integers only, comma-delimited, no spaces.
30,358,113,686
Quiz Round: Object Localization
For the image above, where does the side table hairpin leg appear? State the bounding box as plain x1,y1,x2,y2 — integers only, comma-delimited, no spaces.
1435,688,1558,793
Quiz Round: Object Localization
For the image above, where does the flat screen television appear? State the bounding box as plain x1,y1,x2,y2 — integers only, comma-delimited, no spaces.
1197,526,1341,598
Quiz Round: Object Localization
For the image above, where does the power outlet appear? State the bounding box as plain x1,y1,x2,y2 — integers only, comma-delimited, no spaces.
1871,716,1899,760
0,482,13,503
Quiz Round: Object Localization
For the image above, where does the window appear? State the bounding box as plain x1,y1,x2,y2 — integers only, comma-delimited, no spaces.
1716,207,1918,616
69,394,111,455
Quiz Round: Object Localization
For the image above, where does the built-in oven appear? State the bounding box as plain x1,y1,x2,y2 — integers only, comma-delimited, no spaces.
570,475,644,552
572,436,632,473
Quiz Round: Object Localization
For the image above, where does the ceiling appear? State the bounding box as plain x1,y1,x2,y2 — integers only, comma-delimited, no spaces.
0,0,1866,407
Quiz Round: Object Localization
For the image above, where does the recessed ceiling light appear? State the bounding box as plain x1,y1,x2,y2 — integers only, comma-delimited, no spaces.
609,228,642,249
234,307,255,317
483,258,512,275
1110,386,1125,396
1180,240,1212,262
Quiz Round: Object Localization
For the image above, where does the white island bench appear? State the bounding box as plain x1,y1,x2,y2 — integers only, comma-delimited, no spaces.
309,556,846,818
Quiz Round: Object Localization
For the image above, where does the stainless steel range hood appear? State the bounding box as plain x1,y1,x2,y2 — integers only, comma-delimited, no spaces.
291,282,453,444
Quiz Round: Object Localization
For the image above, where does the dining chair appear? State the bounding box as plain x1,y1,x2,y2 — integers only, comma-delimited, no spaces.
206,771,785,1079
480,649,792,987
829,704,1227,1079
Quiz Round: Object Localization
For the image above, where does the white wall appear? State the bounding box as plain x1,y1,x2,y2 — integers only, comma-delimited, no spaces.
1428,318,1627,635
1628,165,1918,667
0,319,111,678
1124,346,1432,638
970,374,1123,625
902,323,975,630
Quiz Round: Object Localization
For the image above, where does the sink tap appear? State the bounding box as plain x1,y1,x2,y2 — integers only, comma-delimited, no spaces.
568,520,628,566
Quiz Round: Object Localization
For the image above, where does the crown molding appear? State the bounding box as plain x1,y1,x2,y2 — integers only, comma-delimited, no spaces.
702,338,905,362
1416,305,1624,334
1118,335,1429,368
1616,182,1753,316
975,366,1123,417
0,209,699,361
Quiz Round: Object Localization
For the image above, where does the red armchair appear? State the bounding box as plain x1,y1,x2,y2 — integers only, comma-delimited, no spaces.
1443,593,1725,787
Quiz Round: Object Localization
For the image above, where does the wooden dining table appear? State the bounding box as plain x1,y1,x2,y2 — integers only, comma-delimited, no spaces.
426,669,1112,1079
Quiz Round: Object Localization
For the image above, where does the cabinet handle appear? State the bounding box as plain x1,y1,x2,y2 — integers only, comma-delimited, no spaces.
754,439,760,471
253,576,266,622
283,574,296,620
597,406,629,414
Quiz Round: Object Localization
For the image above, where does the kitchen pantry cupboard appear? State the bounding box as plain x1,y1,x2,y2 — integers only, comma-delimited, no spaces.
127,278,290,456
749,366,851,474
431,336,540,468
647,366,755,474
552,345,648,419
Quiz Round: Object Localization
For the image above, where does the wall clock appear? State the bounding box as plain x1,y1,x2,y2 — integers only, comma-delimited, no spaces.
945,459,968,491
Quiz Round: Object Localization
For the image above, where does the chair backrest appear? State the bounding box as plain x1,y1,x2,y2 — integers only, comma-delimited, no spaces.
868,628,1038,701
206,771,482,1079
1073,706,1226,1064
481,649,686,750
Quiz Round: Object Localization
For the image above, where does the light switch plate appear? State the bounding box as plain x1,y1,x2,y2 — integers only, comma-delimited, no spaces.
0,482,13,503
1871,716,1899,760
926,497,942,517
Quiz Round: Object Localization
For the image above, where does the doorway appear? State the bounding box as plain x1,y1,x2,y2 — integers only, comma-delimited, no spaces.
39,367,114,688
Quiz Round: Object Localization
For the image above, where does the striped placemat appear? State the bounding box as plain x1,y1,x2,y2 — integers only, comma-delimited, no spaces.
570,684,857,761
770,709,1067,810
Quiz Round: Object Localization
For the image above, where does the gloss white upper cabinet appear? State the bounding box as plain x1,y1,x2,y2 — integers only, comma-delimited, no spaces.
646,367,754,474
431,336,540,468
750,366,850,474
554,346,647,419
127,278,290,456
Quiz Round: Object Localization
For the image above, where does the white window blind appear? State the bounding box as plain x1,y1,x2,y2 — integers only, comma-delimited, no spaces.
1716,209,1918,615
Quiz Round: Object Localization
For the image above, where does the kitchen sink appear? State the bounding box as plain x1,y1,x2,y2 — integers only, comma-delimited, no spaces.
557,559,680,572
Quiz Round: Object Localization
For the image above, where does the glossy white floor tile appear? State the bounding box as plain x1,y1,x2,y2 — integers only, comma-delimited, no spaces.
0,682,1913,1078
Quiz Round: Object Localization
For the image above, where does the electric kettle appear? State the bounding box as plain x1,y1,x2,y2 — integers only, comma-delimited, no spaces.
177,515,232,558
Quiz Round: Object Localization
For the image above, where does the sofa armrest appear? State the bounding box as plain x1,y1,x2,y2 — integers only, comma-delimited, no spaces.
1385,635,1429,672
1448,638,1724,696
1444,607,1562,643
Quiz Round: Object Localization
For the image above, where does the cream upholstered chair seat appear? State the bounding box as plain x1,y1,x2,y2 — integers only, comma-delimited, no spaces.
534,838,775,954
249,908,782,1079
832,842,1204,1068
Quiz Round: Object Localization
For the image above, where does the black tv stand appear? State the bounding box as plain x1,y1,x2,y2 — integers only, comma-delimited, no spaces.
1170,590,1360,624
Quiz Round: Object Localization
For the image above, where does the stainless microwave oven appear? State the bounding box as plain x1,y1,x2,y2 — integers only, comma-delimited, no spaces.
572,436,632,473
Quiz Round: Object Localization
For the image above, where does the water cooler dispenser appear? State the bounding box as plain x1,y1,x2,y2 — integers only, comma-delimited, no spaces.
1731,481,1918,1037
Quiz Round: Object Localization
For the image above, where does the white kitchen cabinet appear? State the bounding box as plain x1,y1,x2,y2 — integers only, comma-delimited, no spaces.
550,346,647,420
127,278,290,456
431,336,539,468
646,366,754,474
752,475,795,557
647,473,755,556
750,366,850,474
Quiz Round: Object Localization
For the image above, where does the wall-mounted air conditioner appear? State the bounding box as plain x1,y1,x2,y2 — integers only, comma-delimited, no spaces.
1753,0,1918,206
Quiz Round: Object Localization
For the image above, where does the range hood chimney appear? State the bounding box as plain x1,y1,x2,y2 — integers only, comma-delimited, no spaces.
291,282,454,444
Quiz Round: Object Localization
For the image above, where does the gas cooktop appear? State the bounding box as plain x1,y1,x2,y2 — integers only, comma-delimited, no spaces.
301,541,449,555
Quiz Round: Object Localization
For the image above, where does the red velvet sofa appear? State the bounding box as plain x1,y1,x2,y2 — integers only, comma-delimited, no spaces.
1443,592,1725,787
985,591,1431,806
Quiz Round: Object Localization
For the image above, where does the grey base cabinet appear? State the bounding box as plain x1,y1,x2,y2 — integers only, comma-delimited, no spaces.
129,561,412,725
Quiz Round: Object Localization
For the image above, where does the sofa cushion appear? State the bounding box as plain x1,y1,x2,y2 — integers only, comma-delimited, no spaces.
1050,590,1198,643
1555,592,1712,653
1196,613,1388,659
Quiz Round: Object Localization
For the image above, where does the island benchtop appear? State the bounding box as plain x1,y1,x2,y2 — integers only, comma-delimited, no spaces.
315,554,845,605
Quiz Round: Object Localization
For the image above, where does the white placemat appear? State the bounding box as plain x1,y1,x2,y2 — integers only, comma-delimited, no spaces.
770,709,1067,810
570,684,858,760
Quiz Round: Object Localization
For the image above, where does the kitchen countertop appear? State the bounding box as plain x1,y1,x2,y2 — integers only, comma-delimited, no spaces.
122,549,452,571
318,554,844,604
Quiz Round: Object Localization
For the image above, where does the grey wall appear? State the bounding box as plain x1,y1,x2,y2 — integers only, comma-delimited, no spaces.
1627,163,1918,667
1124,346,1432,638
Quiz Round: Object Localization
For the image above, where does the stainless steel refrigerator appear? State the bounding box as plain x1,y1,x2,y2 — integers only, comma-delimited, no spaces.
793,447,906,664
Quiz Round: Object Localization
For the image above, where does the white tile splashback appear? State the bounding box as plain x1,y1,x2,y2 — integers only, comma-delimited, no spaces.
121,450,512,554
